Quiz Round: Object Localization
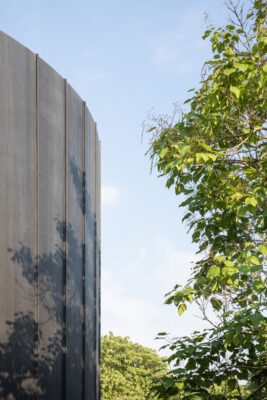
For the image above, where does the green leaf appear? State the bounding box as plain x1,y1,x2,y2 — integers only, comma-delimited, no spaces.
208,153,217,161
228,378,237,390
196,152,209,163
259,245,267,255
200,143,212,151
207,265,220,279
162,377,175,390
159,148,169,158
230,85,240,98
175,382,184,390
231,192,243,201
235,63,249,72
250,313,263,327
192,230,201,242
202,29,212,39
245,197,258,207
224,67,236,76
178,303,187,316
186,358,196,370
247,255,260,265
253,125,262,132
233,333,242,345
210,297,222,311
182,212,192,222
164,296,173,305
224,259,234,267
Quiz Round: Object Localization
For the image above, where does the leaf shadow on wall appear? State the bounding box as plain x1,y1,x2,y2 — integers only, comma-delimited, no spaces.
0,157,97,400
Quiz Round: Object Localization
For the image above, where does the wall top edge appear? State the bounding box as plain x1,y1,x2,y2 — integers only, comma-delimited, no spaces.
0,30,97,128
0,30,33,54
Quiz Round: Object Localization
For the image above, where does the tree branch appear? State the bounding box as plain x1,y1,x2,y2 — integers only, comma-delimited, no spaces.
245,378,267,399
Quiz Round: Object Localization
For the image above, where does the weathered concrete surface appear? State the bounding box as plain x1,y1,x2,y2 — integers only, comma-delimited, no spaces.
0,31,100,400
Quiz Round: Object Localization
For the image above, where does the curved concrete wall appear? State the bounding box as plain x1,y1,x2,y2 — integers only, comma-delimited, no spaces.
0,31,100,400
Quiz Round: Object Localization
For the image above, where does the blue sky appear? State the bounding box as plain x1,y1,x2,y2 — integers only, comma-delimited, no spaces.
1,0,231,349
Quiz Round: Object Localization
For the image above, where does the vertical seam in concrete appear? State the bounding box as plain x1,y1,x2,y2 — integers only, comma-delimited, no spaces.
35,53,40,400
96,138,101,400
94,122,97,398
64,78,67,400
96,130,101,400
82,100,86,400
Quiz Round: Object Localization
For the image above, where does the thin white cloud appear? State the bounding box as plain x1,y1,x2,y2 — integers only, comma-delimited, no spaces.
152,10,210,74
101,184,120,207
123,246,146,275
101,269,160,347
153,31,184,67
153,236,197,290
70,67,109,98
78,68,109,84
101,236,209,351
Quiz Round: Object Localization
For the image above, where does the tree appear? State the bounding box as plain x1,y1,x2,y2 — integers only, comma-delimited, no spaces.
101,333,169,400
147,1,267,399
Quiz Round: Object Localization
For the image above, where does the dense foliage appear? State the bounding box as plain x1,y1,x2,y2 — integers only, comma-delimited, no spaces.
101,333,169,400
148,1,267,399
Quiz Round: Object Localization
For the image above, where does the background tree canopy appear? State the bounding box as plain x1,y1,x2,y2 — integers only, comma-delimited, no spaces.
148,0,267,399
101,333,170,400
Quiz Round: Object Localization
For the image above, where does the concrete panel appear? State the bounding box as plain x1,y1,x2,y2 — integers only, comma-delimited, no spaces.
95,132,101,400
38,57,66,399
0,31,38,399
85,108,96,400
66,83,85,400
